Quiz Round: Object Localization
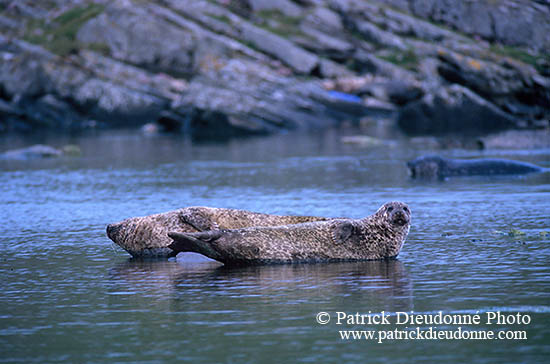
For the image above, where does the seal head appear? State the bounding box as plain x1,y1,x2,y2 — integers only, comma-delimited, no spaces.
407,155,445,179
381,201,410,227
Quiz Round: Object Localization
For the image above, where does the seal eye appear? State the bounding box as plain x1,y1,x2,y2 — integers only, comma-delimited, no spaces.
387,206,394,212
403,207,408,212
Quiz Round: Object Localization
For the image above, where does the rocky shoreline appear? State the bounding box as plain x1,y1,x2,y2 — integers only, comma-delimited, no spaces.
0,0,548,139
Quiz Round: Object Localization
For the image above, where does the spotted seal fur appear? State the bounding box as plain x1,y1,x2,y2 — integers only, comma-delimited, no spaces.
168,202,411,266
407,155,543,180
107,207,329,258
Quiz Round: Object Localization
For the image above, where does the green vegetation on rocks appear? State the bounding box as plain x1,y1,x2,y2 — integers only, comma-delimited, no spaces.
1,0,548,137
256,10,303,38
23,3,106,56
490,44,546,72
377,49,419,71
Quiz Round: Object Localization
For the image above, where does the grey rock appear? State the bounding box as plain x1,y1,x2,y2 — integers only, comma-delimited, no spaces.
404,0,550,52
297,24,355,59
0,51,51,99
73,79,167,125
318,59,355,78
1,0,548,138
352,50,416,81
0,36,173,129
172,59,369,137
386,80,424,105
246,0,303,16
162,0,318,74
0,98,20,116
305,6,344,31
436,50,549,122
77,2,197,76
4,2,47,19
239,22,319,74
398,84,518,134
18,94,84,129
0,14,19,29
362,97,397,117
479,129,550,150
437,51,527,97
0,144,62,160
352,20,408,51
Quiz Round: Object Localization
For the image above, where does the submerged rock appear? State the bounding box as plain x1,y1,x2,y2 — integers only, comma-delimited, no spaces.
478,129,550,150
341,135,388,147
1,144,65,159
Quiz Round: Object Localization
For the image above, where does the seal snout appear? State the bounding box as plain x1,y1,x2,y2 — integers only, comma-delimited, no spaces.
392,210,409,226
106,223,122,241
382,202,411,227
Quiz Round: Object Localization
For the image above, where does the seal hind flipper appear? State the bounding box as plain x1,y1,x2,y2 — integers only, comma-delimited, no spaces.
331,221,357,245
168,231,224,261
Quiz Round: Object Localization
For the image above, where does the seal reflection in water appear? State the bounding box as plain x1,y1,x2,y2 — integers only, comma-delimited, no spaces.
107,207,329,258
407,155,543,180
168,202,411,266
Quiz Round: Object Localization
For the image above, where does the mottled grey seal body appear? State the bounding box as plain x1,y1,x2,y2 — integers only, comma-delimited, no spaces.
168,202,411,266
107,207,329,258
407,155,543,180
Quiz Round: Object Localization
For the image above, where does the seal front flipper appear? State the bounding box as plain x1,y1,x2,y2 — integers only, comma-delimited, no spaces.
168,231,224,261
331,221,357,245
178,209,219,232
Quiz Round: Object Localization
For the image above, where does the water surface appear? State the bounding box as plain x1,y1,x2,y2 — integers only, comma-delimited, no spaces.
1,129,549,363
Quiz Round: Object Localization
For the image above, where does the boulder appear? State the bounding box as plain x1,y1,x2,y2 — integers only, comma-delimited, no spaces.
239,22,319,74
437,50,550,123
1,0,548,138
478,129,550,150
171,59,371,138
385,80,424,105
0,37,173,129
73,79,167,125
77,2,197,76
378,0,550,52
296,24,355,60
397,84,518,134
305,6,344,31
245,0,303,17
0,144,62,160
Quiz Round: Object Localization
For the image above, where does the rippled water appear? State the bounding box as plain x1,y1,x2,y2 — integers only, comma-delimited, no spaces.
1,129,549,363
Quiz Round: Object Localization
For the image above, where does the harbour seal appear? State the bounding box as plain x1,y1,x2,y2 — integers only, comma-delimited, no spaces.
168,201,411,266
407,155,543,180
107,207,330,258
